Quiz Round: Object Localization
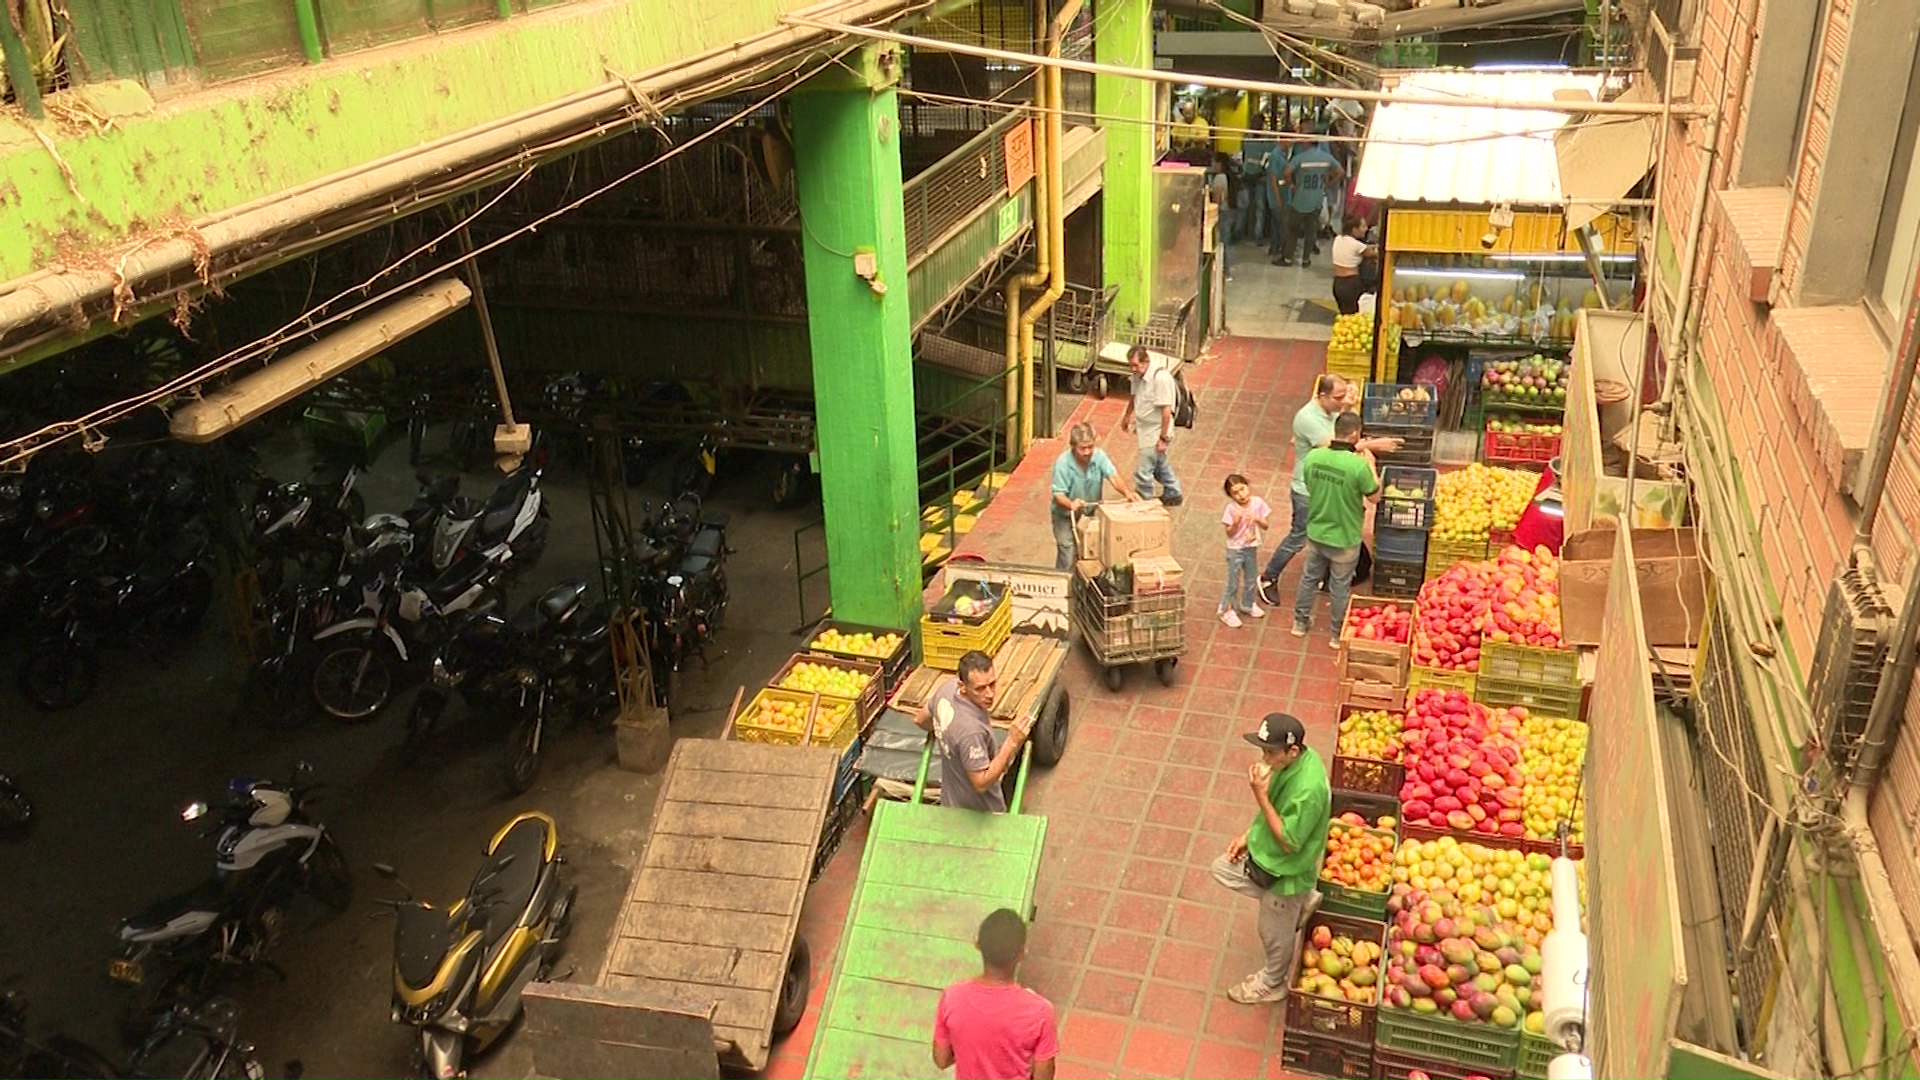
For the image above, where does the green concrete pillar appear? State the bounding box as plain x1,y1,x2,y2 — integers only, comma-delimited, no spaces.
791,44,924,635
1096,0,1155,331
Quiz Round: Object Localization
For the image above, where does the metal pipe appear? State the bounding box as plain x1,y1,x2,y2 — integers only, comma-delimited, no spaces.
1651,107,1719,448
1004,0,1052,464
1853,295,1920,548
781,13,1715,117
0,0,914,348
293,0,323,63
1018,0,1082,456
0,3,44,120
1840,881,1888,1077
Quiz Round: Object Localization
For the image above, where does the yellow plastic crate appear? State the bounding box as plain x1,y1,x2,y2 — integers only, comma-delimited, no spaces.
1326,346,1371,384
1423,535,1488,578
922,601,1014,670
1407,664,1477,698
732,687,860,748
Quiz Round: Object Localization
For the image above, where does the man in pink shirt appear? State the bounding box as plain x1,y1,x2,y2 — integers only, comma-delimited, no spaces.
933,909,1060,1079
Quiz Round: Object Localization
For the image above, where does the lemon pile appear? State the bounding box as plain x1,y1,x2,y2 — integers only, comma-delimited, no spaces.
748,696,852,740
778,661,872,699
811,628,903,659
1330,313,1374,353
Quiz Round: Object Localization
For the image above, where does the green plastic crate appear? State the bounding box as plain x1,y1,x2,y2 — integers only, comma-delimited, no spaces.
1376,1004,1522,1074
1517,1031,1560,1079
1476,672,1584,721
1424,535,1489,577
1409,665,1477,699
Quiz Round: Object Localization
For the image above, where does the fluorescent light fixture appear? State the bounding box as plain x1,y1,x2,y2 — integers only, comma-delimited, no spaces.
1393,267,1528,282
171,279,472,443
1487,253,1635,263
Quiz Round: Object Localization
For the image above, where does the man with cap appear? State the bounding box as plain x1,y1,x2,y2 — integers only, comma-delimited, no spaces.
1210,712,1331,1005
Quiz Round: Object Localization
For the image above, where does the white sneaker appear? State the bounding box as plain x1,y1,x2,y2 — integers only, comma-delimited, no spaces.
1290,621,1308,637
1219,608,1244,629
1246,603,1267,619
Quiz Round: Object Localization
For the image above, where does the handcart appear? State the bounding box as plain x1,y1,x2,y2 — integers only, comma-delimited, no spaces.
1071,568,1185,690
1051,282,1120,394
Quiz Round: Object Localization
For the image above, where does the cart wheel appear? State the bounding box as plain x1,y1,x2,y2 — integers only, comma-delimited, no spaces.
1155,657,1178,686
1067,370,1089,393
1031,685,1070,767
773,934,812,1038
1102,665,1123,691
1092,374,1109,400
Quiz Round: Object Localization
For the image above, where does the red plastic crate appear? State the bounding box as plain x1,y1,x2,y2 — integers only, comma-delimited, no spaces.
1482,429,1561,465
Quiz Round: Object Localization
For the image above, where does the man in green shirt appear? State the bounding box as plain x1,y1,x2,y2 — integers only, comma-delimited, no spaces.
1210,712,1331,1005
1292,410,1379,646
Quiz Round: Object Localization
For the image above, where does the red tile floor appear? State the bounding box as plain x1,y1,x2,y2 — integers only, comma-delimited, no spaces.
766,337,1336,1079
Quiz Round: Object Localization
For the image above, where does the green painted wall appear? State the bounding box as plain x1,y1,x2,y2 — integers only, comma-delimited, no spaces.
1094,0,1154,330
791,46,925,635
0,1,837,285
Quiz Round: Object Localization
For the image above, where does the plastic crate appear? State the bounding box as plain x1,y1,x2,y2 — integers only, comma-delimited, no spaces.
1370,557,1425,599
767,653,885,729
1379,465,1438,529
1376,1003,1522,1074
1364,384,1440,427
1338,600,1414,685
1475,672,1584,721
1281,1031,1375,1080
804,620,913,691
1287,911,1388,1045
1374,1045,1515,1080
732,688,861,748
1483,429,1561,467
1327,346,1371,383
1523,836,1587,861
1479,641,1579,691
1516,1031,1559,1079
1424,535,1489,576
1408,664,1477,698
1374,524,1429,564
921,589,1014,670
1319,795,1401,920
1373,428,1435,467
1330,753,1406,798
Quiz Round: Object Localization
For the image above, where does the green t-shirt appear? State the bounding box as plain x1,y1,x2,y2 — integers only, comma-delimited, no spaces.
1300,444,1378,549
1246,748,1332,895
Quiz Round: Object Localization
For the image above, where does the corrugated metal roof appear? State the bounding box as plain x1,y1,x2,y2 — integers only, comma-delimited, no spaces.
1354,70,1607,206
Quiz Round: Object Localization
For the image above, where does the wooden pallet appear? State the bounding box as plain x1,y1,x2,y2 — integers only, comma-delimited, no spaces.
888,634,1066,729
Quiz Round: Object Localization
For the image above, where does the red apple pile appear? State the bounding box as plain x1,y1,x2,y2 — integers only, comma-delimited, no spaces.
1412,547,1565,670
1345,602,1413,645
1396,690,1529,838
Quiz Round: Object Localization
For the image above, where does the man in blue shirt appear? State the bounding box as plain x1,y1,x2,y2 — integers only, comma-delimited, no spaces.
1261,135,1293,259
1273,139,1344,268
1049,421,1135,570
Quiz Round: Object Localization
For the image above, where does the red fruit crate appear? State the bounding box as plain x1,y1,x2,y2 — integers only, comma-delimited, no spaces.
1482,429,1560,467
1287,911,1389,1046
1339,598,1416,685
1281,1030,1376,1080
1374,1046,1516,1080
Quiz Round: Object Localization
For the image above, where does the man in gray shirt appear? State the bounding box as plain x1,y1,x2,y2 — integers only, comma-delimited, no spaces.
1119,345,1184,507
912,650,1032,812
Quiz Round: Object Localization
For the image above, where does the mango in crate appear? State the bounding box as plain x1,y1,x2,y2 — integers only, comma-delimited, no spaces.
810,628,903,659
749,697,810,735
779,661,872,699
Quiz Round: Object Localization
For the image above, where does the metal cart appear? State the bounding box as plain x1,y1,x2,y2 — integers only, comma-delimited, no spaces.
1072,570,1186,691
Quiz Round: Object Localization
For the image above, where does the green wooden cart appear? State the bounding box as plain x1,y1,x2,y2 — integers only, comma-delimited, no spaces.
803,739,1049,1079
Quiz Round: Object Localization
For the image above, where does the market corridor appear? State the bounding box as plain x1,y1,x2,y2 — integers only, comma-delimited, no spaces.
767,337,1329,1079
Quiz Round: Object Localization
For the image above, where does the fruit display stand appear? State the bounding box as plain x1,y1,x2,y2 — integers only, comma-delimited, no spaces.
1338,600,1415,685
1328,312,1375,384
803,621,913,693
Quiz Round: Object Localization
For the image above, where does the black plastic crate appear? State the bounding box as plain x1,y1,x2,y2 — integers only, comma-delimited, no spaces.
1281,1031,1375,1080
1369,556,1425,599
1374,524,1429,564
1363,384,1439,428
1379,465,1438,529
1373,429,1435,467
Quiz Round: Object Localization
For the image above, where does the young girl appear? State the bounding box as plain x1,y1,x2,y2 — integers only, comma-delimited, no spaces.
1220,473,1272,627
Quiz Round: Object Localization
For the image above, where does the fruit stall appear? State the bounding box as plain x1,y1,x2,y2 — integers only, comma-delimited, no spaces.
1293,527,1593,1079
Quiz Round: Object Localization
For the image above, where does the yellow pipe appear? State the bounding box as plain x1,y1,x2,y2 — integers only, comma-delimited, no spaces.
1016,0,1082,454
1003,0,1054,462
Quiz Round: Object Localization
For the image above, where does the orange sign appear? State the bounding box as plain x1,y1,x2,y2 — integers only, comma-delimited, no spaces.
1003,119,1035,195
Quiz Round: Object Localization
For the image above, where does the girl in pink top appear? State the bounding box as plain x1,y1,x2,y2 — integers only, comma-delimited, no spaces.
933,909,1060,1080
1220,473,1272,628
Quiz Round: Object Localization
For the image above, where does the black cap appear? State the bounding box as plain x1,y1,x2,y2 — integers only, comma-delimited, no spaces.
1244,712,1307,752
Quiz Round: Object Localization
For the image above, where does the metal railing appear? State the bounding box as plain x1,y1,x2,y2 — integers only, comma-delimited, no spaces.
902,111,1030,263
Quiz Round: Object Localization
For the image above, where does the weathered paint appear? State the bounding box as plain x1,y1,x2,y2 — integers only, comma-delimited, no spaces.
791,45,924,637
0,2,832,285
1094,0,1154,331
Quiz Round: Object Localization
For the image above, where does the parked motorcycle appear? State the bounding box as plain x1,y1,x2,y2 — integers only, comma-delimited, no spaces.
0,772,33,835
107,767,351,1027
251,463,363,589
0,992,119,1079
374,812,575,1079
634,495,731,716
425,456,550,576
122,998,267,1080
494,581,621,794
16,523,217,711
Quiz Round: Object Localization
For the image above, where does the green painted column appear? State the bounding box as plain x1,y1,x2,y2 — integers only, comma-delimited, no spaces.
791,44,924,634
1096,0,1156,331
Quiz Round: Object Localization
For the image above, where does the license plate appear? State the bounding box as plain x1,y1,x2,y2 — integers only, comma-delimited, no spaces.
108,958,143,985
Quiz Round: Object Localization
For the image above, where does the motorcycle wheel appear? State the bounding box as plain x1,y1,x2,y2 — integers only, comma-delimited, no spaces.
310,642,394,722
18,644,99,712
503,713,544,795
0,786,33,833
399,693,445,767
306,834,353,912
39,1036,121,1079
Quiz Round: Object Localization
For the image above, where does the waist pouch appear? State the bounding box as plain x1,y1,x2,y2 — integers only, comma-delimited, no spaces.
1244,858,1280,891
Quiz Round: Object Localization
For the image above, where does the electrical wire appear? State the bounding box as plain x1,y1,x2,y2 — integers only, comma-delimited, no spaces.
0,50,849,470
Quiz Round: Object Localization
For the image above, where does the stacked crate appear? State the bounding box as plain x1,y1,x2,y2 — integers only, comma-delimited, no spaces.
1363,384,1437,467
1373,465,1436,598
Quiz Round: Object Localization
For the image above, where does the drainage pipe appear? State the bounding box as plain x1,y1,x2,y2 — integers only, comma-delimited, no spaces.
1004,0,1054,463
1016,0,1083,453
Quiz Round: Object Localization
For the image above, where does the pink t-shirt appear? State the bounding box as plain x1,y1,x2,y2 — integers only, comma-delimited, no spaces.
1222,496,1271,549
933,979,1060,1080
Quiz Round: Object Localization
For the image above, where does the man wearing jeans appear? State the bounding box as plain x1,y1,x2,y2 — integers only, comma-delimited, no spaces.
1293,410,1379,646
1119,345,1183,506
1212,712,1330,1005
1258,377,1395,607
1048,422,1134,571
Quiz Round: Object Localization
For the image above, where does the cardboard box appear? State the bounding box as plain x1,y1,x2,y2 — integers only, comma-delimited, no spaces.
1132,555,1184,593
1074,514,1102,563
1097,500,1171,567
1560,527,1707,647
1075,558,1105,583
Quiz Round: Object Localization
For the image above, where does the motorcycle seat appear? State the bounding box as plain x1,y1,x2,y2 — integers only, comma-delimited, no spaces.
700,508,732,530
485,469,535,512
478,505,518,544
476,816,551,941
571,602,613,645
125,879,227,934
394,905,464,990
677,554,715,579
688,527,724,560
536,581,589,625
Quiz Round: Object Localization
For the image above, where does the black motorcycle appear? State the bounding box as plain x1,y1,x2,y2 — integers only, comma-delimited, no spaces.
633,495,731,716
17,525,216,711
122,998,267,1080
0,773,33,835
496,581,622,794
0,992,119,1079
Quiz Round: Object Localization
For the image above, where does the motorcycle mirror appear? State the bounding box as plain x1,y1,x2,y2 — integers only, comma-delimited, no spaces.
181,801,209,822
372,863,399,879
294,760,315,780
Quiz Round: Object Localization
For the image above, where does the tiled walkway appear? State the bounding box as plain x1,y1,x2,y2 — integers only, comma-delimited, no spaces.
768,337,1335,1079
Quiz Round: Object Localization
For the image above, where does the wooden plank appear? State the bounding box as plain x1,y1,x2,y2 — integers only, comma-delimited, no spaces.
521,981,720,1079
604,973,776,1038
613,902,794,951
643,834,815,881
814,974,943,1043
807,1027,935,1080
867,803,1044,856
674,737,838,778
607,938,788,992
837,926,980,988
666,768,826,812
843,882,1003,943
860,839,1036,898
629,868,803,917
653,800,824,846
